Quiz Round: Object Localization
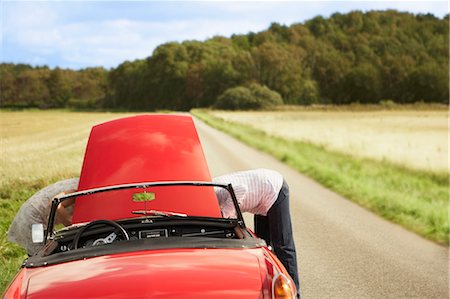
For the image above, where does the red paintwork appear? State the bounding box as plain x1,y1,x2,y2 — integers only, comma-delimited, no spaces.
9,248,282,299
2,270,26,299
72,115,221,223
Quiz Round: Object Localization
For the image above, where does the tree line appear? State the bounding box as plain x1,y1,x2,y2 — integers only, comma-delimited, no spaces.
1,10,448,110
0,64,108,109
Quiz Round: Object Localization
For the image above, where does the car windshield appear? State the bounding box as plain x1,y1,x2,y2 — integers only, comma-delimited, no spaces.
23,181,263,268
48,182,243,237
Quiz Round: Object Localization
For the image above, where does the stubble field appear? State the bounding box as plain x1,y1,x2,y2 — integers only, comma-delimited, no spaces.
0,110,141,187
210,109,448,174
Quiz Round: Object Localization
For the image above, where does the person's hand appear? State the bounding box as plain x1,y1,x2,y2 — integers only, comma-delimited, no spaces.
54,189,76,199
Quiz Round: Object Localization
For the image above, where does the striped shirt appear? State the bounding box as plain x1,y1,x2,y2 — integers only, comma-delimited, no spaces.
213,169,283,218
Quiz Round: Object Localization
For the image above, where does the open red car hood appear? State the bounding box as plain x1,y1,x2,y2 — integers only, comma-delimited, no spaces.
22,248,271,299
72,115,222,223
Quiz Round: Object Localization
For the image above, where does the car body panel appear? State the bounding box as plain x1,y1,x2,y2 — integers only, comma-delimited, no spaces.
72,115,221,223
19,248,278,299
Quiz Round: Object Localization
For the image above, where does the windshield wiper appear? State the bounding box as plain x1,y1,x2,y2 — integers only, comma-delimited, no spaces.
131,210,187,217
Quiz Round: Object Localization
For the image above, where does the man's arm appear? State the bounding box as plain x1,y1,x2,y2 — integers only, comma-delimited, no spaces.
214,184,247,218
55,190,76,226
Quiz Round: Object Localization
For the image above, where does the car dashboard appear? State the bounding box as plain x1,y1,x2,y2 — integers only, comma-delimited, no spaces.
25,217,265,269
53,217,245,254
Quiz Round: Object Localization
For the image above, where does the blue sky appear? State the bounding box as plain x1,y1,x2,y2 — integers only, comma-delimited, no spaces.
1,1,448,69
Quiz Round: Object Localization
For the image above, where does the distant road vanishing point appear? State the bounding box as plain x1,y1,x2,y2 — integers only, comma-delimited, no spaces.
194,117,448,299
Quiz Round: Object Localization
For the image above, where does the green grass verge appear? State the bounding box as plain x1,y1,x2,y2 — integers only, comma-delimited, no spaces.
191,109,449,245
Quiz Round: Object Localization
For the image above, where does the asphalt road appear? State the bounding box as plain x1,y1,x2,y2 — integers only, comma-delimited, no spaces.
194,117,449,299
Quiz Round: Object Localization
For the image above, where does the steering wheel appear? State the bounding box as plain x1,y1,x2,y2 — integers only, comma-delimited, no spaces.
73,219,129,249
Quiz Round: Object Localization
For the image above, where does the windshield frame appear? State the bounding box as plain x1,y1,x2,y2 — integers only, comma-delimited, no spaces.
45,181,245,243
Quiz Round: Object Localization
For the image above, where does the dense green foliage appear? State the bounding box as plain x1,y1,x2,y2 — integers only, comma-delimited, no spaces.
0,64,108,108
1,11,448,110
215,84,283,110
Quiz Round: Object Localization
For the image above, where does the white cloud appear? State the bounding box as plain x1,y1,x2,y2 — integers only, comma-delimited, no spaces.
3,2,58,30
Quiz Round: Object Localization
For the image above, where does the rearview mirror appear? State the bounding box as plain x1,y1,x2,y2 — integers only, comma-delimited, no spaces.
132,192,155,202
32,223,44,243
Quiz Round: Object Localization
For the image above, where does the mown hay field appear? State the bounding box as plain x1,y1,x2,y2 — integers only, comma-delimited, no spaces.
210,109,448,174
1,110,140,187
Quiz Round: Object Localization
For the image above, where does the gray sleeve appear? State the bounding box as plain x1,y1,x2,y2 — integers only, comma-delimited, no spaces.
8,202,42,255
7,178,79,255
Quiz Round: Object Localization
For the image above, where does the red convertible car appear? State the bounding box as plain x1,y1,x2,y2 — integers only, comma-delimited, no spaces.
4,115,296,299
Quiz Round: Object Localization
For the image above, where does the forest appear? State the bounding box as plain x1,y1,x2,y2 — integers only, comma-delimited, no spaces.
1,10,448,110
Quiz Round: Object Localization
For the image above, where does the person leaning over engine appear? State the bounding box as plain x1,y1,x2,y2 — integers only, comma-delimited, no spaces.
213,169,300,298
8,178,79,256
